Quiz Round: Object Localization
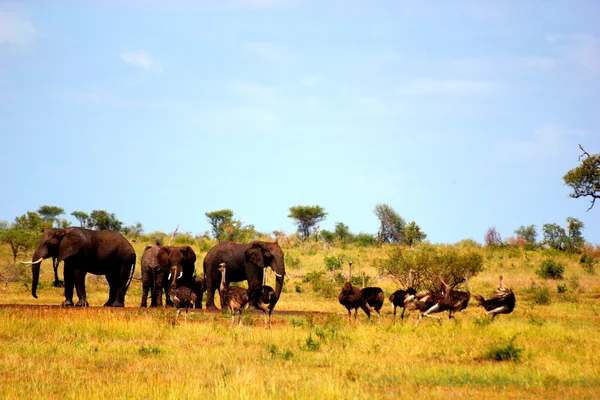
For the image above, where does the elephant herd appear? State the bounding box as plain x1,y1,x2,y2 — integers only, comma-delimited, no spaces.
24,227,286,311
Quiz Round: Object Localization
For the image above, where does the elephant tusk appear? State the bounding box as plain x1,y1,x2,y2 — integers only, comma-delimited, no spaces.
168,273,172,280
178,271,183,280
20,257,44,265
273,271,284,278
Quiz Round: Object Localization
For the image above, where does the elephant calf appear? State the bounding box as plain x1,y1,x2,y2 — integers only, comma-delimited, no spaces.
141,245,197,308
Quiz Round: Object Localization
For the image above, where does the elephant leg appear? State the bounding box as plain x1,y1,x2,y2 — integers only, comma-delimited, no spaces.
73,269,89,307
52,258,63,287
205,277,220,310
62,265,75,307
141,268,150,308
107,262,130,307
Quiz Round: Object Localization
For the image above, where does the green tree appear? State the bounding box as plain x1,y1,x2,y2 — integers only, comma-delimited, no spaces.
376,245,483,291
122,222,144,239
374,203,406,244
288,205,327,241
14,211,48,231
404,221,427,247
542,223,567,250
563,145,600,210
320,229,335,244
87,210,123,231
37,205,65,227
71,211,90,227
566,217,585,251
515,225,537,243
0,228,40,261
334,222,353,243
205,209,235,240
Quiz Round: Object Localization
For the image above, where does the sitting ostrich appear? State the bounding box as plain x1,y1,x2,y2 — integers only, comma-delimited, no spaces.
360,270,385,320
167,267,197,321
389,269,417,323
473,276,516,319
439,275,471,319
218,262,250,325
338,261,370,323
248,270,277,329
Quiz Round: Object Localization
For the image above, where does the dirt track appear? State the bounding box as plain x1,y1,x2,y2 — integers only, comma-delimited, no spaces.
0,303,334,317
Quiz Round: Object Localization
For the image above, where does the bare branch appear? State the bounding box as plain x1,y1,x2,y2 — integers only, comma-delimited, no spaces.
578,144,591,161
167,223,179,246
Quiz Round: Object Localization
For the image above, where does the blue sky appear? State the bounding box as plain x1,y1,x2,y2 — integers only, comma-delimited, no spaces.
1,0,599,244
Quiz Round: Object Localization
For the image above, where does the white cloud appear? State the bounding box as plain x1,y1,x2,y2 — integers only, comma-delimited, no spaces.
83,0,292,12
494,125,587,163
120,51,161,72
0,7,36,46
301,75,322,87
523,57,557,69
245,41,291,64
231,82,277,98
569,34,600,73
399,79,500,96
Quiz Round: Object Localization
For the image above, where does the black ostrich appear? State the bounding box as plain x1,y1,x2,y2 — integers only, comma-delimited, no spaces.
218,262,250,325
248,271,277,329
167,267,197,321
338,261,370,323
360,270,385,320
413,287,447,327
439,275,471,319
473,276,516,319
389,269,417,323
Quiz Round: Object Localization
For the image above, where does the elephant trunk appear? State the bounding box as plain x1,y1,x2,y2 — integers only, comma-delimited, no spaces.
31,248,48,299
273,274,284,303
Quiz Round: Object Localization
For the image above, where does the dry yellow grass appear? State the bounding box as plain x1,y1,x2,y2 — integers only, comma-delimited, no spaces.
1,241,599,399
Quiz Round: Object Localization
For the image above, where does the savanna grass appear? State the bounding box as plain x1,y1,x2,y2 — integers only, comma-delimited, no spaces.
0,242,599,399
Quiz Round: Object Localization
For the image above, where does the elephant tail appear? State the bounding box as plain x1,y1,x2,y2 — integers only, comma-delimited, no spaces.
126,261,135,292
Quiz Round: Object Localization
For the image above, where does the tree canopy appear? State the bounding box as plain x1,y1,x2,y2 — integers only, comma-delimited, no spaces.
515,225,537,243
205,209,255,242
0,228,39,261
404,221,427,247
37,205,65,227
87,210,123,232
563,145,600,210
374,203,406,244
71,211,90,227
288,205,327,240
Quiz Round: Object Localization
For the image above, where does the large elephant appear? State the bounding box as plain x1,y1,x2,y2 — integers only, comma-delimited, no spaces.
203,241,285,310
140,245,197,308
28,227,136,307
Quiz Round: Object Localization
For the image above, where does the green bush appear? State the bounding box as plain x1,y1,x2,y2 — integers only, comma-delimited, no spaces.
285,253,301,270
579,254,597,275
483,335,522,362
524,242,537,251
557,284,568,293
530,287,551,305
353,233,377,247
537,259,564,279
172,234,195,246
324,256,342,272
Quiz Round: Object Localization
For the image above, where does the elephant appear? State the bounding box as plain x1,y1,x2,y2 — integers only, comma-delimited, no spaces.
203,241,286,310
193,275,206,309
140,245,197,308
27,227,136,307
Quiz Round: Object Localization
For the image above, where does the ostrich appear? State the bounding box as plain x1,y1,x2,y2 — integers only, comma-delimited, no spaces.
338,261,370,323
248,270,277,329
389,269,417,323
218,262,250,325
360,270,385,320
439,275,471,319
167,267,197,321
473,276,516,319
413,287,447,327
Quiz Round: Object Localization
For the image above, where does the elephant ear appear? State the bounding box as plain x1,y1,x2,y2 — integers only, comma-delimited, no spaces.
183,246,197,263
157,247,171,267
244,243,265,268
57,228,82,262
